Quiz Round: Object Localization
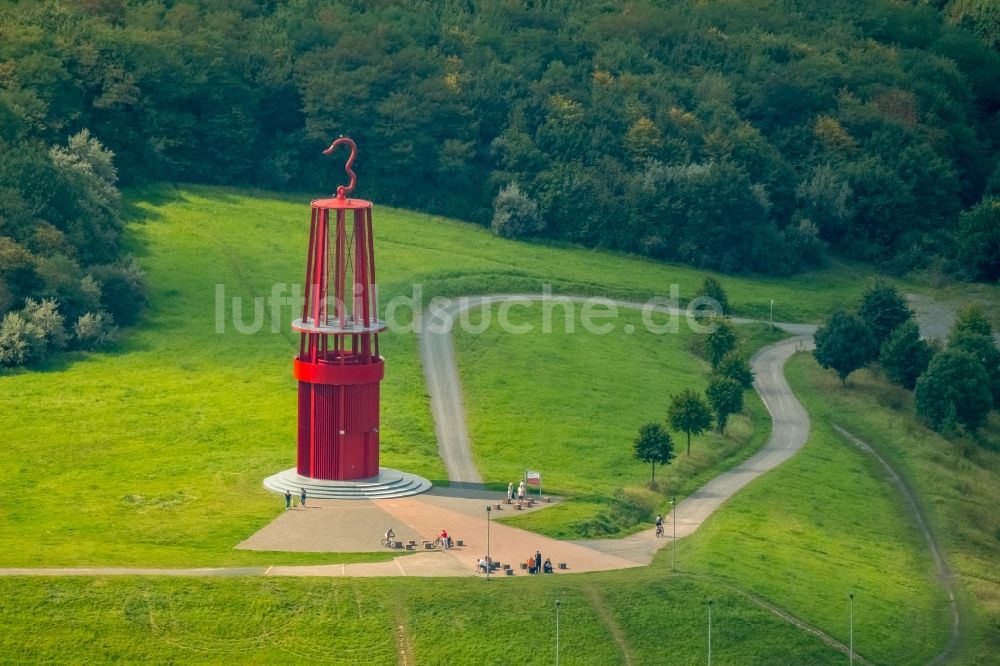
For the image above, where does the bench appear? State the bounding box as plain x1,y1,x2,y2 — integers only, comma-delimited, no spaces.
393,541,403,549
558,562,567,570
513,504,522,511
493,503,502,511
505,567,514,576
405,544,415,551
519,562,528,570
422,541,433,550
455,539,464,547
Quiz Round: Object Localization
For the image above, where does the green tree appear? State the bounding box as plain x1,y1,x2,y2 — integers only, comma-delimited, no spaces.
951,304,994,339
695,276,729,314
705,375,744,432
955,198,1000,282
716,351,755,389
814,311,877,386
915,349,993,433
880,321,933,390
668,389,713,456
705,319,738,368
633,423,675,484
948,330,1000,406
857,278,912,352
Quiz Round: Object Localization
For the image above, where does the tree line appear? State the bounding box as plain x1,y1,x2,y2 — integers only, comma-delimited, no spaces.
813,280,999,435
3,1,999,364
634,278,755,483
1,0,997,284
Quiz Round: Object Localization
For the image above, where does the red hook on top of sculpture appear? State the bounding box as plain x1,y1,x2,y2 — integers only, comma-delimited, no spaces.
322,136,357,199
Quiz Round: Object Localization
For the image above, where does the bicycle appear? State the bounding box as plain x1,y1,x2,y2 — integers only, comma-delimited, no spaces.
380,537,395,548
432,536,448,549
655,523,664,538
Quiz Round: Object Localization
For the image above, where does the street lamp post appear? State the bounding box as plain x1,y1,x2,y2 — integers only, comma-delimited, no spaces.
555,600,561,666
849,592,854,665
770,299,774,330
707,599,713,666
671,495,677,572
486,505,492,581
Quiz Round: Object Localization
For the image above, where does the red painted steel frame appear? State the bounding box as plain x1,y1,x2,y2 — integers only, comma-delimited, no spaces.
294,139,384,480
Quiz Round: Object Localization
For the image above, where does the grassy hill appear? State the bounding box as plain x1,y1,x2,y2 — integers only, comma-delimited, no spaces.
0,182,881,568
1,184,997,663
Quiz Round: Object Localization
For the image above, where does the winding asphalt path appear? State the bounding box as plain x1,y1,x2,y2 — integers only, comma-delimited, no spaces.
418,293,817,540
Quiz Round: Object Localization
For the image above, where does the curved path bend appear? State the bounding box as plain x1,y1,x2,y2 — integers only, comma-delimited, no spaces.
418,293,816,541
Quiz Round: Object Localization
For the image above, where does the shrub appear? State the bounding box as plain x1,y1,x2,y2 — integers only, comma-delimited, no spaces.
22,298,67,355
490,182,542,239
880,320,933,390
716,351,755,389
915,349,993,433
0,298,68,367
857,277,913,352
694,276,729,314
74,311,118,350
948,329,1000,406
0,311,39,366
704,318,738,368
706,374,744,432
91,258,146,326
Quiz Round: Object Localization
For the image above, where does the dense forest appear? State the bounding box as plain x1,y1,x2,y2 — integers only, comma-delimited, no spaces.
1,0,999,364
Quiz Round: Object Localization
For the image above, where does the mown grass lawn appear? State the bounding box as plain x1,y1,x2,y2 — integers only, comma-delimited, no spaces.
453,301,780,537
0,571,845,664
784,355,1000,664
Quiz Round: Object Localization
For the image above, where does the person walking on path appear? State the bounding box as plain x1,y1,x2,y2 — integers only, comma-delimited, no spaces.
284,490,291,511
300,488,307,509
507,482,514,504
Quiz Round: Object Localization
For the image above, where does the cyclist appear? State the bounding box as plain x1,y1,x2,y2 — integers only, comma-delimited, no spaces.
385,527,395,542
655,514,664,537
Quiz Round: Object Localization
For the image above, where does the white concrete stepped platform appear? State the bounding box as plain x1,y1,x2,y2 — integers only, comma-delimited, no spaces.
263,467,432,500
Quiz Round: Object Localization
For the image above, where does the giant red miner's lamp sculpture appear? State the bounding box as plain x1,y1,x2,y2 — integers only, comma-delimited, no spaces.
293,137,384,480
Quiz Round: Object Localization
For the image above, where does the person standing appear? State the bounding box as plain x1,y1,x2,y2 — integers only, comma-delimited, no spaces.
534,550,542,575
300,487,307,509
284,489,291,511
518,481,526,506
507,482,514,504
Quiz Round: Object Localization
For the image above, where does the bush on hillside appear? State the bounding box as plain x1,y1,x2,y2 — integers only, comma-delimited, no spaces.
490,183,542,239
74,311,118,350
915,349,993,433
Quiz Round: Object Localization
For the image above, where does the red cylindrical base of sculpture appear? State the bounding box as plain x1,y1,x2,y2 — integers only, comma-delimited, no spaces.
297,379,380,480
